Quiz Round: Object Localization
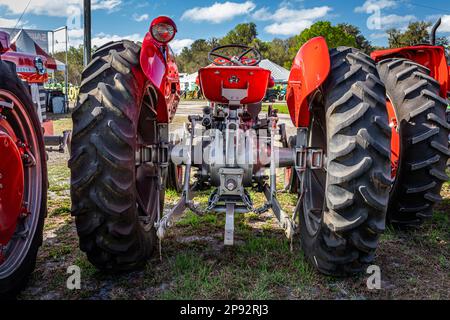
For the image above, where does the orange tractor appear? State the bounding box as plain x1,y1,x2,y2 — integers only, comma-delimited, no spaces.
69,16,449,277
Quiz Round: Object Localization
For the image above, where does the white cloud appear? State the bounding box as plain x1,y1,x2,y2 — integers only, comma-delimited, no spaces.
354,0,397,13
51,29,142,52
91,32,142,48
181,1,256,24
68,28,84,39
265,20,314,36
377,14,415,30
91,0,122,11
0,0,121,17
259,6,332,36
251,8,272,21
170,39,194,54
0,16,23,28
437,15,450,33
269,6,331,22
369,32,388,39
133,13,149,22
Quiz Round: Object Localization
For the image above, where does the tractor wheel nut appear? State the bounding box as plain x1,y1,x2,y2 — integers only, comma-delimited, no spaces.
226,179,237,191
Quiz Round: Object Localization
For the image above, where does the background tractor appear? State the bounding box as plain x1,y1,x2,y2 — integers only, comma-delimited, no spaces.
0,33,48,298
371,18,450,227
0,31,71,154
71,16,391,276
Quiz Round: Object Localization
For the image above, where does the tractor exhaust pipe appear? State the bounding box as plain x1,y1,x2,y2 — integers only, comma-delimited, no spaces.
83,0,92,66
430,18,441,46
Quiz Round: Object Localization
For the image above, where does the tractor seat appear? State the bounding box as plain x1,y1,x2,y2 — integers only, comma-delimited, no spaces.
198,66,271,105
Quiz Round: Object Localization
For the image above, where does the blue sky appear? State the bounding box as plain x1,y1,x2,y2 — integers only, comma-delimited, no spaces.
0,0,450,53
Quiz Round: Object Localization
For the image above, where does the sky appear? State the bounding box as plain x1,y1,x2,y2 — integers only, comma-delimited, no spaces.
0,0,450,54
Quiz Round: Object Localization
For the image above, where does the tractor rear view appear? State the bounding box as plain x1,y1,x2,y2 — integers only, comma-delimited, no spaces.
71,15,450,280
70,15,394,276
371,18,450,227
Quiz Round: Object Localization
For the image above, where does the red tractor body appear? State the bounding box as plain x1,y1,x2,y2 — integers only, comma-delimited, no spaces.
140,21,180,123
199,66,271,105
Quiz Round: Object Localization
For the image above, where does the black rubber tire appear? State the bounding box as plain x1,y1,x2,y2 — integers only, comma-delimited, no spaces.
298,47,391,276
166,144,183,192
0,60,47,298
70,41,162,271
377,58,450,227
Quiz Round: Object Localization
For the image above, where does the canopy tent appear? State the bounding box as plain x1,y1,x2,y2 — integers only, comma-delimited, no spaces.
9,29,65,71
180,72,199,91
259,59,289,83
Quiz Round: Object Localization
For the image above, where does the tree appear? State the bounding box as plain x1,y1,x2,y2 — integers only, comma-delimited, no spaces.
285,21,357,68
387,21,449,52
53,46,84,85
176,39,216,73
220,23,258,46
264,38,290,66
338,23,373,54
387,21,430,47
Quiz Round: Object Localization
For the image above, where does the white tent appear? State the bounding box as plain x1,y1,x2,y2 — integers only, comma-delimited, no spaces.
259,59,289,83
10,29,66,71
180,72,198,91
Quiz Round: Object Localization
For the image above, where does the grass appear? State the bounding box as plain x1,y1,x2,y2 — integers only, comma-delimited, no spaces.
261,103,289,115
17,115,450,300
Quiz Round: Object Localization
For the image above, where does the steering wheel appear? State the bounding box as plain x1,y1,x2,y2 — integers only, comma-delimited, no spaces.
208,44,262,66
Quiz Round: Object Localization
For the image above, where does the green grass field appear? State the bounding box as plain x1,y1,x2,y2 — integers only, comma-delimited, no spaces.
18,115,450,300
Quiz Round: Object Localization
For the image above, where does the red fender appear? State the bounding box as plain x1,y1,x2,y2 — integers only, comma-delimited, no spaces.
140,33,180,123
371,46,449,98
287,37,330,127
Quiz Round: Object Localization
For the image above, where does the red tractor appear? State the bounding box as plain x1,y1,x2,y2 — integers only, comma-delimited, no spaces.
70,15,394,276
0,32,48,297
371,18,449,227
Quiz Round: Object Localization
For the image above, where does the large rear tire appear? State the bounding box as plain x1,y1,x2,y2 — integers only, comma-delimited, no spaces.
0,61,47,298
298,47,391,276
70,41,163,271
377,58,449,227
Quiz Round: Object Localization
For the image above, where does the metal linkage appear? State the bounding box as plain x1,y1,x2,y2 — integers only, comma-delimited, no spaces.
259,115,298,240
156,118,197,240
224,203,235,245
44,130,72,153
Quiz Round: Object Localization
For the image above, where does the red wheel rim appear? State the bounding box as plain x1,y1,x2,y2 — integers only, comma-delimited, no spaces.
0,89,43,278
387,99,400,179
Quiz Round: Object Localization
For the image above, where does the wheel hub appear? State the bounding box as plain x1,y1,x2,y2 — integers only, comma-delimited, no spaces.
0,127,24,246
302,112,327,237
386,99,400,179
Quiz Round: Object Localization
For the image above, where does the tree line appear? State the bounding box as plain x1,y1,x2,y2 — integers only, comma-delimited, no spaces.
52,20,450,83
